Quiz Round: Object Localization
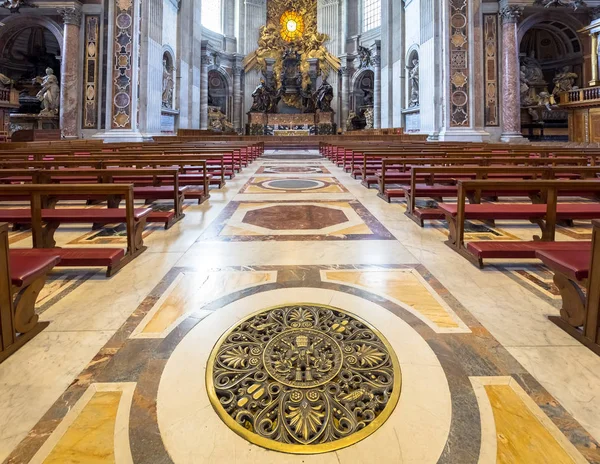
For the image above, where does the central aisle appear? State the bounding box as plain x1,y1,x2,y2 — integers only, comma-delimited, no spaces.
2,149,600,463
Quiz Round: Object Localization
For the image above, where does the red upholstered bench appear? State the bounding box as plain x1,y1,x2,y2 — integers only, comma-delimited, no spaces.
8,250,60,339
535,247,592,328
11,247,125,273
9,250,60,288
465,241,592,268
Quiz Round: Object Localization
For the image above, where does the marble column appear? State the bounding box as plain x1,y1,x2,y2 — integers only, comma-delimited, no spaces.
233,60,243,132
373,41,381,130
340,65,350,129
58,6,82,139
590,33,599,87
499,6,523,142
200,48,210,130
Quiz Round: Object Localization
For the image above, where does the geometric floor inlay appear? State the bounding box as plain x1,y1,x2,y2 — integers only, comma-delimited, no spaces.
206,303,401,454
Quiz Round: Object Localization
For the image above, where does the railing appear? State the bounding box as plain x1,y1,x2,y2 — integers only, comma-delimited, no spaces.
557,86,600,107
0,88,19,107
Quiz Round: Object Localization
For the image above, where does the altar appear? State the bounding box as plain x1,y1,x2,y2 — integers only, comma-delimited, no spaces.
246,110,335,136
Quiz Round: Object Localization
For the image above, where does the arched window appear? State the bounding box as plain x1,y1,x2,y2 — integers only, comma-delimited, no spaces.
202,0,223,34
363,0,381,32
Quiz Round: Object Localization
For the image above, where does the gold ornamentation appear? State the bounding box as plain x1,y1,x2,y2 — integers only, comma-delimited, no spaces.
243,0,340,89
206,304,401,454
451,71,468,88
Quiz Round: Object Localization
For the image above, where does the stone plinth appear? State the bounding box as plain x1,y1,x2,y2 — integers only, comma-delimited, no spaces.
9,113,59,136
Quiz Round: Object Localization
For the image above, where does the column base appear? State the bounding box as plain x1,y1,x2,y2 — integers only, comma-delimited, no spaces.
500,132,527,143
437,128,490,142
92,130,153,143
589,80,600,87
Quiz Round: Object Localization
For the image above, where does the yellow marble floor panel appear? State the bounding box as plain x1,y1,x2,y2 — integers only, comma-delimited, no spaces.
30,383,135,464
131,271,277,338
471,377,588,464
321,269,470,333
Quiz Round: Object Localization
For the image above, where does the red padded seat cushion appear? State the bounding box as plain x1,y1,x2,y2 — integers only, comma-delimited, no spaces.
466,240,592,260
439,203,600,220
536,249,591,281
9,250,60,287
11,247,125,268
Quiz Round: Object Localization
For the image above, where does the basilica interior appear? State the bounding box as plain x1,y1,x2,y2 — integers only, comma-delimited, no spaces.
1,0,600,463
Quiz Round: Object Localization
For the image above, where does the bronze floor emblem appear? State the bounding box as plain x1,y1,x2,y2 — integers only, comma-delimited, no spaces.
206,304,402,454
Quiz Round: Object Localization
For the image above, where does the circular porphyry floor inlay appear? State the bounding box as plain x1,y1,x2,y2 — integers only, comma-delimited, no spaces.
206,304,401,454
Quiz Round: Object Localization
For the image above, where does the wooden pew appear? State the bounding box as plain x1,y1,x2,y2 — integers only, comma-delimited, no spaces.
439,179,600,267
0,184,151,276
540,220,600,355
0,167,188,229
402,165,600,226
0,222,61,363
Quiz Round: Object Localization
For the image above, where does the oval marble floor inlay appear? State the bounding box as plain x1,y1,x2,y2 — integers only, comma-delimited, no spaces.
263,179,325,190
206,303,402,454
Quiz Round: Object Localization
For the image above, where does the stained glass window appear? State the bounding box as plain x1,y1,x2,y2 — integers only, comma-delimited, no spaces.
363,0,381,32
202,0,223,34
280,11,304,42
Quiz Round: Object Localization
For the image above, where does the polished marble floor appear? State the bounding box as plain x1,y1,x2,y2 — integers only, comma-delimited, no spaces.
2,150,600,463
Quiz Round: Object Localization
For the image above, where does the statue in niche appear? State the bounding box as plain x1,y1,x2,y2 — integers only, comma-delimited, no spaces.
363,87,374,107
408,58,419,107
358,45,372,69
316,78,334,112
32,67,59,116
552,66,578,96
364,107,374,129
250,79,269,113
162,59,174,109
520,51,546,85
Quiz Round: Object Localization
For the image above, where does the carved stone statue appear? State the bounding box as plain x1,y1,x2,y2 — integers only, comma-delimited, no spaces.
0,0,38,13
250,79,268,113
364,107,374,129
408,58,419,107
552,66,578,96
316,79,334,112
33,68,59,116
358,45,372,69
300,82,316,113
0,73,14,89
520,52,546,85
363,87,374,107
162,59,174,109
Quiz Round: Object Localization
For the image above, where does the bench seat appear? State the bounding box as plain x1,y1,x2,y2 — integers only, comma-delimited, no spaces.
9,250,61,287
536,249,591,281
466,240,592,260
439,203,600,220
10,247,125,268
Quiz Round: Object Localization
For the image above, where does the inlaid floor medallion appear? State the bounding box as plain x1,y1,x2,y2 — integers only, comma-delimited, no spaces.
206,303,402,454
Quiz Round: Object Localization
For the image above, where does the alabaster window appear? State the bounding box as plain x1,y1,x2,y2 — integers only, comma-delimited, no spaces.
363,0,381,32
202,0,223,34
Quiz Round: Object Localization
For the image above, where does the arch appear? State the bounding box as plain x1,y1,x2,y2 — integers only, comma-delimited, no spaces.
0,15,63,52
207,67,230,119
518,11,584,44
351,68,374,112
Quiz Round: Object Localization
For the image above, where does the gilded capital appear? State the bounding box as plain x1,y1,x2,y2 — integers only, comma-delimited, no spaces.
499,6,523,24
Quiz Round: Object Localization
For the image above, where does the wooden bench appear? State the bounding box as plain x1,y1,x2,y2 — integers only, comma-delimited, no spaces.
0,167,188,229
540,220,600,355
439,179,600,267
0,222,61,363
0,184,150,276
402,166,600,226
